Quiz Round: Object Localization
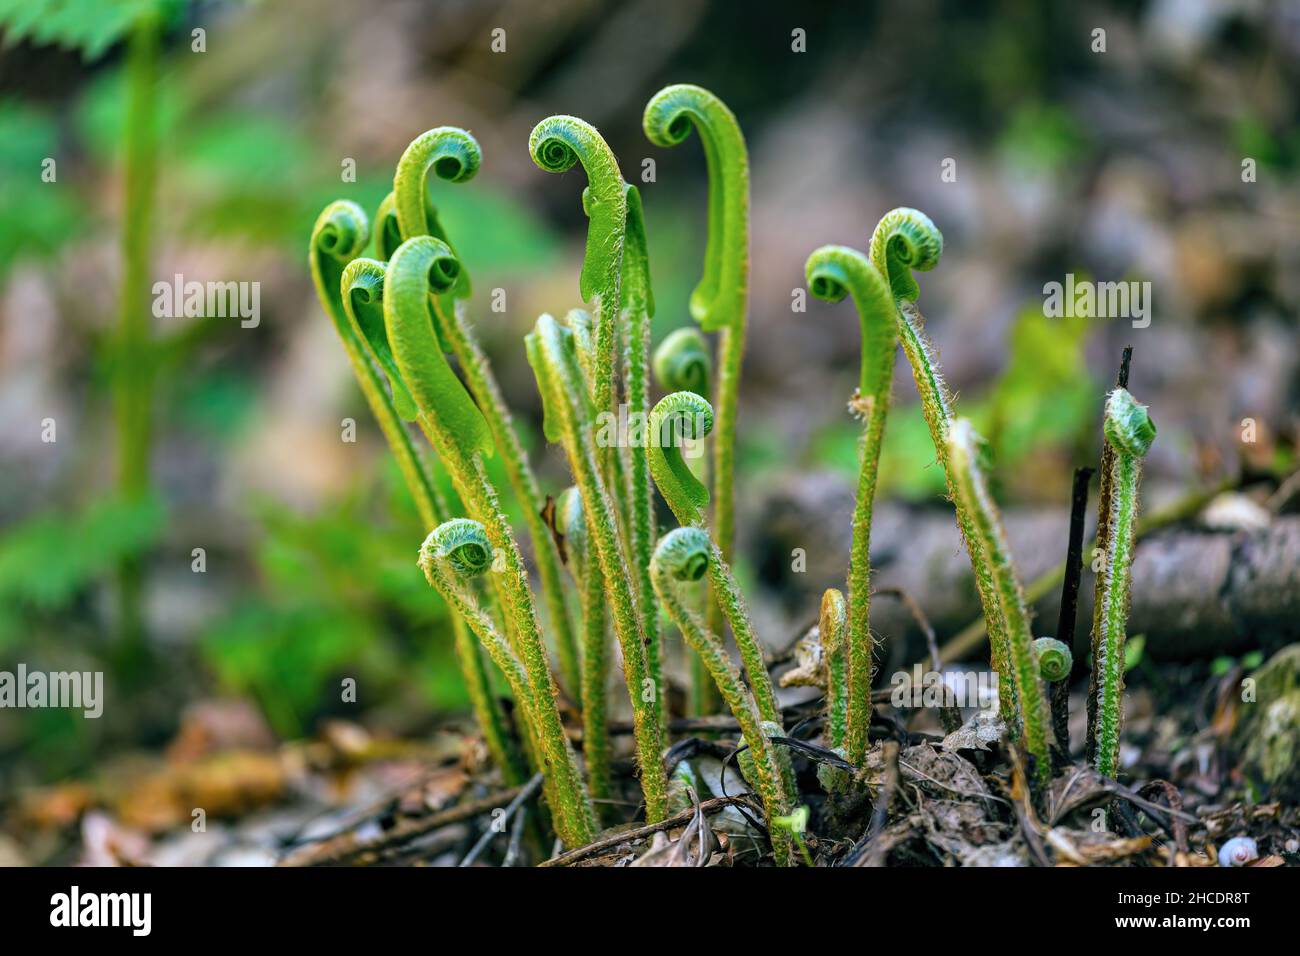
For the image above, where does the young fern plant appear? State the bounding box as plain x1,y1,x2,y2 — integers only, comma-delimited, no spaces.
1089,388,1156,778
308,201,518,783
418,518,594,846
865,208,1025,728
647,391,795,803
383,235,596,845
392,128,582,699
650,527,793,867
804,245,897,767
526,313,669,823
643,84,750,651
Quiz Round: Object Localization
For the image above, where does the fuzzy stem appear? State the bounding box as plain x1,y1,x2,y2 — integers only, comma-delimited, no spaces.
558,487,612,814
651,529,793,866
805,245,896,765
1091,388,1155,778
386,238,594,845
437,296,582,700
618,183,665,734
646,391,792,797
947,419,1054,789
528,314,669,823
1087,347,1132,758
419,522,572,832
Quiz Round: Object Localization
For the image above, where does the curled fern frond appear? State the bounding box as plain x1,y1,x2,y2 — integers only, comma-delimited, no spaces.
1033,637,1073,683
1103,388,1157,458
651,527,793,866
383,235,492,458
868,206,943,304
340,257,419,422
653,328,712,396
529,116,626,304
647,391,714,527
420,517,494,577
652,525,711,582
805,243,895,765
393,127,480,295
642,84,748,333
529,116,627,423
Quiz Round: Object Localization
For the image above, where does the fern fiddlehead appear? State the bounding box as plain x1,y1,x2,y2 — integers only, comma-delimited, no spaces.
386,237,595,846
418,520,569,820
647,392,788,792
1034,637,1073,683
868,208,1021,725
947,419,1054,788
805,244,896,766
651,528,793,866
526,312,669,823
1091,388,1155,778
393,126,479,296
654,328,712,396
310,202,517,782
529,116,627,424
393,127,582,700
647,390,714,528
643,84,750,652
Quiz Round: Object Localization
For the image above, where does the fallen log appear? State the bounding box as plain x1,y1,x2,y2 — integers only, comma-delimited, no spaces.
752,473,1299,661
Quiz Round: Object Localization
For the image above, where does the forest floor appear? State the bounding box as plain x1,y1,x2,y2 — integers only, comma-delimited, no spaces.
6,648,1297,868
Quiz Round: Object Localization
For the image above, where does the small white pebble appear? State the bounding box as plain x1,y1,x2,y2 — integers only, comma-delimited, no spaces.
1218,836,1258,867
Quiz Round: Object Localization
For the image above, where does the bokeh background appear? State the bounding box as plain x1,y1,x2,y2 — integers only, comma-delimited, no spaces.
1,0,1296,798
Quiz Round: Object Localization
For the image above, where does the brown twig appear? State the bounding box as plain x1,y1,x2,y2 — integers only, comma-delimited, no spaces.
538,795,757,867
459,772,545,867
1052,465,1093,755
280,783,528,867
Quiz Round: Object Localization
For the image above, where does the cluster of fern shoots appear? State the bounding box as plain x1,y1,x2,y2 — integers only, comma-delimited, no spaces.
309,84,1156,866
